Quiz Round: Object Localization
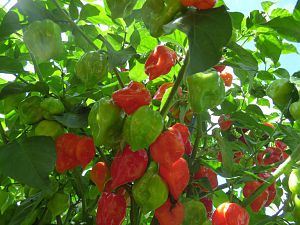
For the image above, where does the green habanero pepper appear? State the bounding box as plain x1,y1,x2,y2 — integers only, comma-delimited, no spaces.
266,79,295,107
40,97,65,120
47,192,70,217
35,120,64,139
18,96,43,124
141,0,183,37
132,162,168,213
88,97,124,147
289,168,300,195
182,199,207,225
24,19,63,63
289,101,300,121
75,51,108,89
293,194,300,225
123,105,164,151
187,71,225,113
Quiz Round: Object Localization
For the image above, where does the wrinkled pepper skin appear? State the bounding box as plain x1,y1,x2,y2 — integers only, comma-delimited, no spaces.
132,162,168,212
258,173,276,207
212,202,249,225
153,82,174,101
96,192,126,225
193,166,218,192
289,168,300,195
150,128,185,168
75,51,108,88
159,158,189,200
23,19,63,62
243,181,269,213
40,97,64,119
145,46,177,80
289,101,300,120
88,97,124,147
155,198,185,225
200,197,213,218
219,72,233,87
90,162,110,192
75,136,96,169
181,0,216,10
111,145,148,190
18,96,43,124
123,106,163,151
169,123,190,145
112,81,152,114
182,199,207,225
141,0,183,37
187,71,225,113
266,79,295,107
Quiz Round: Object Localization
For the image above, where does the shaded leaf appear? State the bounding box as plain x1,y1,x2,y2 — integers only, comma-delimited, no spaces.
54,112,89,128
0,11,21,40
0,56,24,74
255,34,282,63
106,0,137,19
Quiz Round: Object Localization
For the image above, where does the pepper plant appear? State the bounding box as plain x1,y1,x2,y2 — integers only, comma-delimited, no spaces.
1,0,300,224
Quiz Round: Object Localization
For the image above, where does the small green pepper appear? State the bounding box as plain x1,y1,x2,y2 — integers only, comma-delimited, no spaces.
132,162,168,213
88,97,124,147
18,96,43,124
35,120,64,139
266,79,295,107
40,97,64,119
182,199,207,225
123,106,163,151
187,71,225,113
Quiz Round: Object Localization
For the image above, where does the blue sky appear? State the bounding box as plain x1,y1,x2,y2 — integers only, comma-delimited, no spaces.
225,0,300,75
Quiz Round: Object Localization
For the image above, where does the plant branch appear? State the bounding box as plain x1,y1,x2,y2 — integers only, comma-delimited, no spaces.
160,51,189,119
242,144,300,207
72,169,87,221
113,68,125,88
29,53,44,82
0,122,8,144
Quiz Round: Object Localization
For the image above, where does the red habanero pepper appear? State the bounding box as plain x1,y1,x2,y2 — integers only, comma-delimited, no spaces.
213,65,226,73
243,181,269,212
193,166,218,191
275,140,287,151
112,81,151,115
155,198,185,225
96,192,126,225
212,202,249,225
218,114,233,131
90,162,110,192
181,0,216,10
219,72,233,87
145,45,177,80
159,158,190,200
184,140,193,156
169,123,190,145
200,197,213,218
150,128,185,168
153,82,183,101
110,145,148,190
257,147,287,170
258,173,276,207
75,136,96,168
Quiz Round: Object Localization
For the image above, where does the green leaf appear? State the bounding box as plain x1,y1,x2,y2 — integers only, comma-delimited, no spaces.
255,34,282,63
229,12,244,30
273,68,290,79
0,82,49,99
245,104,266,120
108,47,136,69
130,28,141,49
73,25,99,51
166,6,232,75
257,71,275,80
264,16,300,42
80,4,100,20
294,0,300,21
16,0,53,21
246,10,267,28
0,191,14,214
129,61,147,82
0,56,24,74
0,137,56,190
261,1,275,12
0,11,21,40
270,8,291,19
106,0,137,19
54,112,89,128
231,111,259,129
69,0,79,19
282,42,299,54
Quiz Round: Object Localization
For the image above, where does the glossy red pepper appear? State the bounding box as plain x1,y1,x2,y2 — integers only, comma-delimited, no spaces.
112,81,151,115
257,147,287,168
200,197,213,218
155,198,185,225
212,202,249,225
96,192,126,225
153,82,183,101
145,45,177,80
184,140,193,156
275,140,287,151
219,72,233,87
213,65,226,73
110,145,148,190
258,173,276,207
159,158,190,200
169,123,190,145
218,115,233,131
243,181,269,212
193,166,218,191
150,128,185,168
75,136,96,168
55,134,96,172
90,162,110,192
180,0,216,10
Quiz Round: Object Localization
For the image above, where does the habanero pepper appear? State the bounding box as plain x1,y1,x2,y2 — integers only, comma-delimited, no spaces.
219,72,233,87
153,82,183,101
180,0,216,10
289,168,300,195
90,162,110,192
155,198,185,225
96,192,126,225
110,145,148,190
218,114,233,131
123,106,164,151
193,166,218,192
182,199,207,225
159,158,190,200
187,71,225,113
18,96,43,125
132,162,168,213
212,202,249,225
112,81,151,114
150,127,185,168
145,45,177,80
34,120,64,139
258,173,276,207
243,181,269,213
200,197,213,218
